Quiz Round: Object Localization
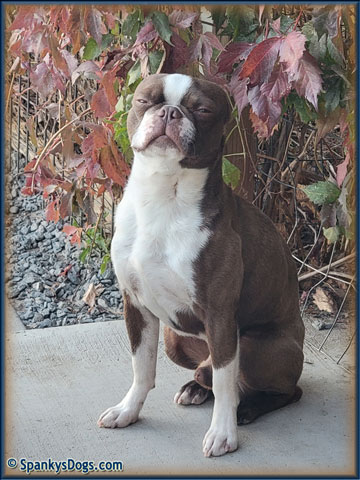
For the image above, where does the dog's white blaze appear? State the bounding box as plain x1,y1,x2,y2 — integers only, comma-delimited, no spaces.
163,74,192,105
111,155,210,333
203,344,239,457
98,312,159,428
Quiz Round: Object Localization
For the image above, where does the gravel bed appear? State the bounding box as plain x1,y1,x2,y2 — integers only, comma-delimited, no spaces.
5,168,123,329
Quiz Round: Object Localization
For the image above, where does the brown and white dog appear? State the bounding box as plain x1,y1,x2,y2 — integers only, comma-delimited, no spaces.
97,73,305,457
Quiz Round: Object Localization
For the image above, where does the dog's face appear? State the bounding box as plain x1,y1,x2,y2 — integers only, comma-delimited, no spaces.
127,74,231,168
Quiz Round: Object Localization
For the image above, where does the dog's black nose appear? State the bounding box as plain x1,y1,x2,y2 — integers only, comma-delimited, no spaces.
157,105,183,122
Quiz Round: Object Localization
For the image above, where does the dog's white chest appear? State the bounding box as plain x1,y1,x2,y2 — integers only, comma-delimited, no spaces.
111,160,210,326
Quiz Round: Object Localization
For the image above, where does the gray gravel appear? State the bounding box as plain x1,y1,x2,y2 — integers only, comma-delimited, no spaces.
5,165,123,329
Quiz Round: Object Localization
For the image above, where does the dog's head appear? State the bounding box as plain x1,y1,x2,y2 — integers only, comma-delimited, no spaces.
127,74,231,169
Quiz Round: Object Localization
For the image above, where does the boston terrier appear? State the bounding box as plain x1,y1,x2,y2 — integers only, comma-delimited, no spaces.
97,73,305,457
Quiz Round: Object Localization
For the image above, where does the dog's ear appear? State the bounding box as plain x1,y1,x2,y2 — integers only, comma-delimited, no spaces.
126,107,138,141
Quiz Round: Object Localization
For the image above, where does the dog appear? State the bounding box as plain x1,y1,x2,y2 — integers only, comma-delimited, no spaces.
97,73,305,457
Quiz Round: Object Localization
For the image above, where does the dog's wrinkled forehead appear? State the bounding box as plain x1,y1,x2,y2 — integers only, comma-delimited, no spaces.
134,73,192,105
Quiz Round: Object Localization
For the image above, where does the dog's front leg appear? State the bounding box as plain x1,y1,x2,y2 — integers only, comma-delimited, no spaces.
98,294,159,428
202,317,239,457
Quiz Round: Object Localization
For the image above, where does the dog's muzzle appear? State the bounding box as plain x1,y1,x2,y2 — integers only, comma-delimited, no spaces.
131,105,195,156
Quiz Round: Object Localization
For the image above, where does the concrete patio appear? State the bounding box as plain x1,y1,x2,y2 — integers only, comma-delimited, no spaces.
4,307,356,477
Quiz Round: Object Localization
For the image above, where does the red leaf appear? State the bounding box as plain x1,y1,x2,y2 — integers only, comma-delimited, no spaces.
279,31,306,75
59,264,73,277
71,230,82,245
99,144,129,187
49,34,69,77
10,6,44,31
62,50,78,76
21,186,35,196
134,21,157,45
104,12,116,29
30,58,65,99
91,88,112,119
63,225,82,245
169,10,198,29
271,18,281,34
45,200,60,223
71,60,99,84
229,71,249,116
189,36,203,63
163,31,189,72
248,85,282,133
63,225,78,235
217,42,254,73
24,158,37,173
65,6,83,54
239,37,282,84
336,151,350,187
101,69,118,110
294,51,323,110
85,7,107,46
22,25,50,57
190,33,224,73
260,63,291,102
249,110,269,139
203,32,225,52
59,191,74,219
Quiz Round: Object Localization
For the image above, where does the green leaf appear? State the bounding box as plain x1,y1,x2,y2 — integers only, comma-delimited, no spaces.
302,22,316,41
100,254,111,275
225,6,258,42
148,50,164,74
111,22,120,36
151,11,173,45
83,38,100,60
279,15,295,33
285,93,316,124
301,181,341,205
79,246,90,263
122,10,141,41
324,87,340,114
222,157,240,189
211,8,226,33
323,226,340,244
128,60,141,85
101,33,114,50
83,34,114,60
311,33,327,61
327,37,344,65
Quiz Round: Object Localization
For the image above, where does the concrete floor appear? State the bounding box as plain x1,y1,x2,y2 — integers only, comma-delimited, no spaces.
4,311,356,477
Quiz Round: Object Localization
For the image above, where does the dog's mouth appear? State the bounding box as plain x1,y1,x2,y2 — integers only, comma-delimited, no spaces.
131,115,195,156
133,130,185,154
149,134,176,147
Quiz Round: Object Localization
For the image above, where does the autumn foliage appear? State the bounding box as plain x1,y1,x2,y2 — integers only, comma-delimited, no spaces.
7,5,355,258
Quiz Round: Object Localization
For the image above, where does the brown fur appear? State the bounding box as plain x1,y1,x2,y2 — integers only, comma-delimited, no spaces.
124,74,304,422
123,293,146,354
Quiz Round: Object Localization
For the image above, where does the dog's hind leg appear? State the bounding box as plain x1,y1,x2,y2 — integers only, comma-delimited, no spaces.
164,327,212,405
237,386,303,425
237,324,304,425
98,294,159,428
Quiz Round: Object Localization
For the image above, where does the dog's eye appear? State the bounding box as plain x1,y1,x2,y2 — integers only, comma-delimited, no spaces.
137,99,148,104
197,107,212,114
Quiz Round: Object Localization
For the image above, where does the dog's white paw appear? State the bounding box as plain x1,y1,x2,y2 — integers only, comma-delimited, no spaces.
97,403,140,429
202,426,238,457
174,380,210,405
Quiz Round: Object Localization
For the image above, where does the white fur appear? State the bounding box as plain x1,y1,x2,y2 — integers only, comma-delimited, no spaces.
203,343,240,457
163,74,192,105
111,153,210,333
98,310,159,428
